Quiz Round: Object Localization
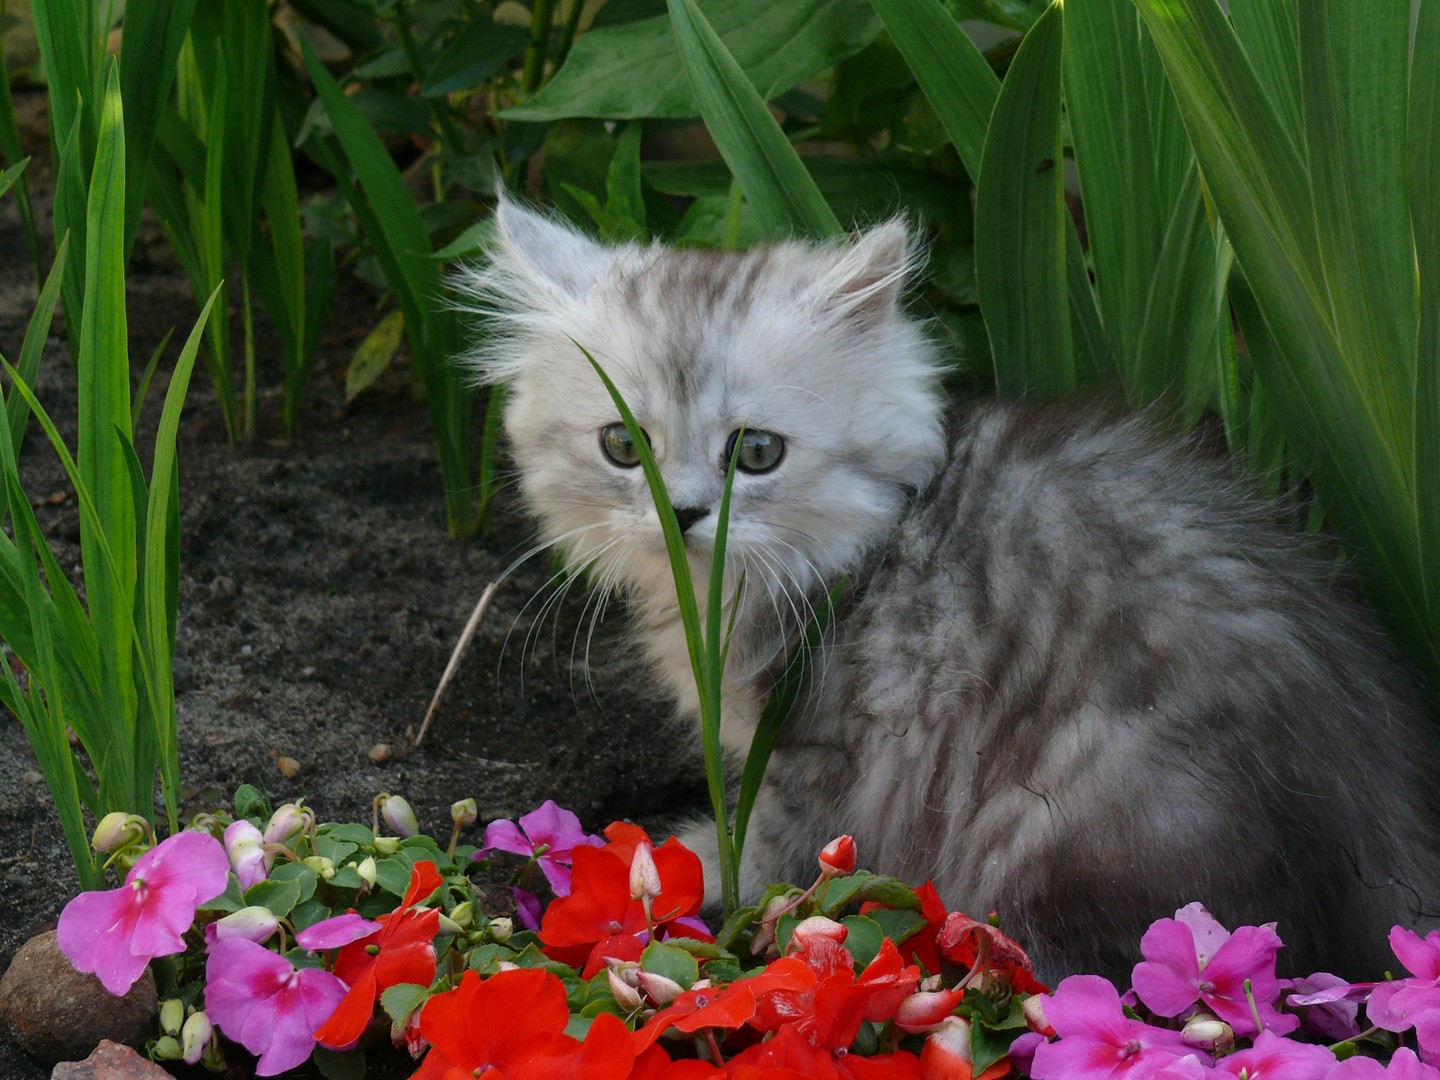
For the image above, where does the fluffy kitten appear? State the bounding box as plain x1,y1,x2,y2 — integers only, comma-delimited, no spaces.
465,198,1440,980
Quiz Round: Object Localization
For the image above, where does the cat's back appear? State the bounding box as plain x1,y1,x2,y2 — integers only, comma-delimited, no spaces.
787,397,1440,976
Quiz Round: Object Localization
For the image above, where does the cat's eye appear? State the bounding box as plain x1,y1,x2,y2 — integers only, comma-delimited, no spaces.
725,429,785,474
600,423,649,468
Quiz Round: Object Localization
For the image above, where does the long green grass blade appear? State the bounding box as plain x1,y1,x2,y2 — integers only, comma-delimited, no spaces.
666,0,842,239
1131,0,1434,678
867,0,999,173
1228,0,1302,138
7,235,69,459
1410,0,1440,657
77,65,138,797
975,2,1072,398
0,44,40,283
303,41,477,536
733,578,843,859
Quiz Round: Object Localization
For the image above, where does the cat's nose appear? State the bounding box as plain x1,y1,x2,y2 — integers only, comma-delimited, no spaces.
673,505,712,535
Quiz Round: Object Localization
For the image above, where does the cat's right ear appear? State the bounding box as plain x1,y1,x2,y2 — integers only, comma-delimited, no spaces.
492,195,617,301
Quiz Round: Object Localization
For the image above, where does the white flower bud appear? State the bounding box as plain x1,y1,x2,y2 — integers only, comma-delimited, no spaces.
181,1011,212,1065
378,794,419,838
373,836,400,856
1181,1015,1234,1049
450,798,478,827
209,906,280,945
159,998,185,1036
356,856,377,888
629,840,662,902
302,855,336,880
263,803,313,846
152,1035,183,1061
92,812,147,854
607,966,644,1011
487,916,513,942
636,970,684,1006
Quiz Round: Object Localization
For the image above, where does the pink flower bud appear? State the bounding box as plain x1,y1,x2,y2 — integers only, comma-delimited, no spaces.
1022,993,1055,1037
607,966,644,1011
895,986,966,1033
263,803,312,846
181,1011,212,1065
919,1016,975,1077
750,893,794,956
818,834,856,878
629,840,662,902
205,906,280,946
791,916,848,947
378,794,419,838
223,820,272,890
636,970,684,1006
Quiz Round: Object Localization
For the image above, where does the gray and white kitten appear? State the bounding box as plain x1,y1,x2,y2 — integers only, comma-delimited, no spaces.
466,198,1440,980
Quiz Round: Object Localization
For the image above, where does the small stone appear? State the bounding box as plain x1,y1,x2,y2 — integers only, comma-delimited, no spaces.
368,743,392,763
277,755,302,779
206,575,238,608
21,770,42,784
239,644,254,658
0,931,156,1063
51,1039,172,1079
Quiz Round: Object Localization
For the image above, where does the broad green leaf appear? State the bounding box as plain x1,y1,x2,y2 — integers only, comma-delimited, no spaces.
505,0,880,120
1228,0,1302,137
666,0,842,239
975,2,1073,397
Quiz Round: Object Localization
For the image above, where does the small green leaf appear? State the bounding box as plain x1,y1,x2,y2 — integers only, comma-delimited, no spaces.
379,983,430,1026
840,915,885,968
641,941,700,989
345,309,406,403
245,878,303,919
312,1046,367,1080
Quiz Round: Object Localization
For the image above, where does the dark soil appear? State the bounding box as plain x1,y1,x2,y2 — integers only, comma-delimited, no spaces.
0,89,699,1077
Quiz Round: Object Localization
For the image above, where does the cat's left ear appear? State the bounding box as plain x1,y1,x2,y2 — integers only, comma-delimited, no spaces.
816,219,913,324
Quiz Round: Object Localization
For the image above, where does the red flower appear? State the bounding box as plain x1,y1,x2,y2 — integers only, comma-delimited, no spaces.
634,958,816,1052
936,913,1046,996
540,827,707,977
862,881,949,977
410,968,579,1080
316,861,443,1047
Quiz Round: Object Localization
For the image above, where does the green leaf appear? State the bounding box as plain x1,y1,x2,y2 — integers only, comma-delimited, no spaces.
346,310,407,403
666,0,843,239
326,822,378,846
7,235,68,459
379,983,430,1026
245,878,304,919
840,915,885,968
312,1046,367,1080
1412,0,1440,635
641,941,700,989
974,1,1072,397
422,22,531,97
505,0,880,120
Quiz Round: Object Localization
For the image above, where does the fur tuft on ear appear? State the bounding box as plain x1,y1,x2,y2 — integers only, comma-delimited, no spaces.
491,194,618,301
814,219,917,324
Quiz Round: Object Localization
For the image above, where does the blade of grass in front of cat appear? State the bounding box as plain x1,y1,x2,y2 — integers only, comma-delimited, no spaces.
577,342,741,914
733,578,844,861
1411,0,1440,633
975,2,1073,398
666,0,842,240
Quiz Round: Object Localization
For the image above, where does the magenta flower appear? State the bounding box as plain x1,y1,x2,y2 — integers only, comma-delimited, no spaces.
1211,1030,1336,1079
476,800,601,895
293,912,383,951
1288,972,1370,1041
1327,1049,1440,1079
1028,974,1201,1079
1366,927,1440,1062
57,830,229,995
205,937,347,1076
1132,903,1298,1037
224,820,272,890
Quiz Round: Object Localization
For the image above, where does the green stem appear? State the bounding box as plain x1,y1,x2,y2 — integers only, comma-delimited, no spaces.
241,274,256,439
556,0,586,69
521,0,558,95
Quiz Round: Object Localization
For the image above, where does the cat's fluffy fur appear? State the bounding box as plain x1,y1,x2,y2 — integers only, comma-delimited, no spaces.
465,198,1440,980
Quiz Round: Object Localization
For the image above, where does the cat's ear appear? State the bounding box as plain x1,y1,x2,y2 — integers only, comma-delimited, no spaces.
492,195,617,300
816,219,914,324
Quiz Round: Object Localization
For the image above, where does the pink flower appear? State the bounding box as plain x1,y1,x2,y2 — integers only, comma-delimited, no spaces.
57,830,229,995
1028,975,1200,1080
205,937,347,1076
1211,1030,1336,1079
1131,903,1298,1037
1367,927,1440,1062
224,820,271,890
1288,972,1370,1041
1327,1049,1440,1079
294,912,382,951
477,800,601,895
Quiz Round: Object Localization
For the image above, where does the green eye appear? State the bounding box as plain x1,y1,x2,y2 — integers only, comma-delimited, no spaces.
601,423,648,468
724,429,785,474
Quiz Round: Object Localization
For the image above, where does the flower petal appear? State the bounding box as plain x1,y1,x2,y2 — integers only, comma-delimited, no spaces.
295,912,383,951
1132,919,1202,1018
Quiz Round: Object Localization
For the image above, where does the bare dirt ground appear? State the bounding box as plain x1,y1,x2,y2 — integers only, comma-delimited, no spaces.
0,89,698,1077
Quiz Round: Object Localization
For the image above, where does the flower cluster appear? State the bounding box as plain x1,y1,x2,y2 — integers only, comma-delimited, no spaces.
53,793,1440,1079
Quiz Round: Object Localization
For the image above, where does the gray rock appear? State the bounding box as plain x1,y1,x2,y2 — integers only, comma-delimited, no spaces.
0,931,157,1064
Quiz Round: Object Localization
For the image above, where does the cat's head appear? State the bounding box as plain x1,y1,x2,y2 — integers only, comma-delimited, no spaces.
462,198,945,616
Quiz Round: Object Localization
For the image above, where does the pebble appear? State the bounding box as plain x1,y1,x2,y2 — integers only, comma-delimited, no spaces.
51,1040,172,1079
368,743,393,763
277,755,302,779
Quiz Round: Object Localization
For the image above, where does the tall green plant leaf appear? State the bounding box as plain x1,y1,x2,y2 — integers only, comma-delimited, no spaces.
974,3,1072,397
666,0,842,239
506,0,880,120
6,235,68,460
